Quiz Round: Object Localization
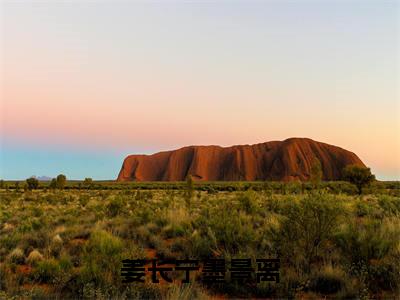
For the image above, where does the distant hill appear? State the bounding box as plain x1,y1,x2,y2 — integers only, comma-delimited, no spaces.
117,138,366,182
31,176,53,181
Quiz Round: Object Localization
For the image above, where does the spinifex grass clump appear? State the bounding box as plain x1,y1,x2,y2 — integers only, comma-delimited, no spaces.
26,250,44,266
7,248,25,264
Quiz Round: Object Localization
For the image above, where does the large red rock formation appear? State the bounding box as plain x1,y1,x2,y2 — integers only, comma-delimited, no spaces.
117,138,366,181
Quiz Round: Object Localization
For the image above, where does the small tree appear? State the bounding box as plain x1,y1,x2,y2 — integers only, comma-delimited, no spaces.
0,180,4,189
56,174,67,189
26,177,39,190
310,157,323,188
279,193,344,273
49,178,57,189
185,174,194,210
342,165,375,195
84,178,93,188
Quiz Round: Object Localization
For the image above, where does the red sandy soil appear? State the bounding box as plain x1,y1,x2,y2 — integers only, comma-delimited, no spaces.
144,248,157,259
17,264,32,275
22,283,52,293
117,138,365,182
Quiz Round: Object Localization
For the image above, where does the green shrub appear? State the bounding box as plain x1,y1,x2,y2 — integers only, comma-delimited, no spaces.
335,221,394,266
19,230,49,250
26,249,44,266
162,224,185,238
25,287,50,299
50,234,63,257
8,248,25,264
79,194,91,207
278,193,344,272
26,177,39,190
309,266,346,294
378,195,400,216
83,178,93,188
33,259,61,283
79,230,124,288
356,201,371,217
367,262,399,293
164,283,208,300
190,205,255,257
237,191,258,213
342,165,375,195
309,158,323,188
170,239,186,253
106,197,125,217
58,254,73,271
56,174,67,189
189,229,218,259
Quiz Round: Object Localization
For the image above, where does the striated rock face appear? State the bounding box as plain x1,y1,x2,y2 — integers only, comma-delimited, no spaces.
117,138,366,182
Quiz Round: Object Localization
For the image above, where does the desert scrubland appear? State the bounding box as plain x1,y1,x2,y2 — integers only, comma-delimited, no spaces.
0,181,399,299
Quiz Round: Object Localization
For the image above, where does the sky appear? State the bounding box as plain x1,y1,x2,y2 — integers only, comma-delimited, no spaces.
1,0,399,180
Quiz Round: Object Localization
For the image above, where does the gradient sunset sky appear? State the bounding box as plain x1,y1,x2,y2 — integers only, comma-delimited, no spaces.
1,0,399,180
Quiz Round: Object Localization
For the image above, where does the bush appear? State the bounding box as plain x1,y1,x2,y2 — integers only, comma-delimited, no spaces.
49,178,57,189
162,224,185,238
26,177,39,190
56,174,67,189
367,262,399,293
278,193,344,272
164,283,208,300
26,249,44,266
189,229,218,259
79,194,90,207
106,197,125,217
334,218,400,294
355,200,382,218
335,221,394,266
237,191,258,213
50,234,63,257
309,266,346,294
79,230,124,288
342,165,375,195
84,178,93,188
378,195,400,216
309,158,323,188
8,248,25,264
33,259,61,283
191,206,254,256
